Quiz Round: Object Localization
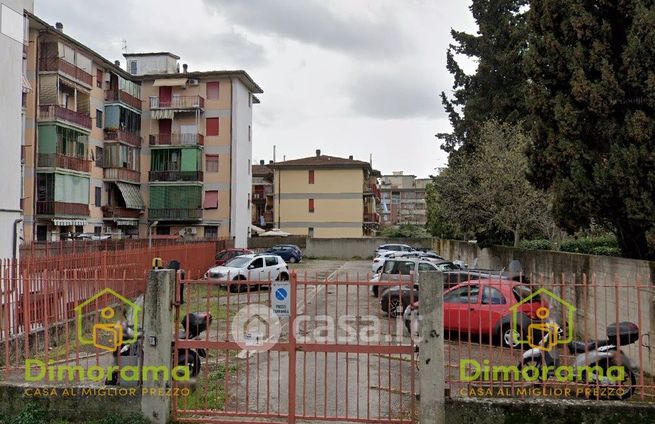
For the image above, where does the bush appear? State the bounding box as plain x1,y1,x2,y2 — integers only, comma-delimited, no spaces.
559,234,619,255
518,239,553,251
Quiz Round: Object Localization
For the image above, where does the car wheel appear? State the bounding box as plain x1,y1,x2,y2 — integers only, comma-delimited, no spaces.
519,357,546,384
499,324,522,349
387,297,402,318
372,285,379,297
289,256,297,263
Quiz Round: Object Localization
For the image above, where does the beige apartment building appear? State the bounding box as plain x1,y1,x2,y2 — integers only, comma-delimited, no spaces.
21,14,262,247
379,172,430,226
270,150,380,238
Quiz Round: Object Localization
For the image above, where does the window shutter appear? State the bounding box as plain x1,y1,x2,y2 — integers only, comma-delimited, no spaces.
206,118,219,136
203,190,219,209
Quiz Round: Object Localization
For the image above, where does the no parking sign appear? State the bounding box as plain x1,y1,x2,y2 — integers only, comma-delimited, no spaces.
271,280,291,317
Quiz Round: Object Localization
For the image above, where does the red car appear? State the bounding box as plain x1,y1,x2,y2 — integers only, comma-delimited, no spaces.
215,248,253,265
404,280,546,348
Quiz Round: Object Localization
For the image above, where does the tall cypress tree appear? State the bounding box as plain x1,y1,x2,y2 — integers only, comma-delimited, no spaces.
526,1,655,259
438,0,529,154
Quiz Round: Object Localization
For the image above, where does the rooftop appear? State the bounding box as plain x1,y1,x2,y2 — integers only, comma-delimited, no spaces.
270,150,372,172
123,52,180,59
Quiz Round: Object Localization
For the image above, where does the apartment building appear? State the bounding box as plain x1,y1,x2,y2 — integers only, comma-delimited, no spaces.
128,53,262,247
0,1,32,258
270,150,380,238
251,160,273,228
21,14,262,248
379,172,429,226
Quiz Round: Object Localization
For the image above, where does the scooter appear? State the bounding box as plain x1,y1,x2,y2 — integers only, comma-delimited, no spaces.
106,311,212,384
520,320,639,399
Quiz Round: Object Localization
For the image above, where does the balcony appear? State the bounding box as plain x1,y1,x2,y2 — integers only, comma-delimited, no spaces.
363,212,380,224
104,168,141,183
105,89,142,111
364,183,381,199
149,171,203,182
149,208,202,221
38,57,93,87
104,129,142,148
149,95,205,111
149,133,204,147
253,186,272,201
36,201,89,216
102,206,141,219
38,105,92,131
37,154,91,173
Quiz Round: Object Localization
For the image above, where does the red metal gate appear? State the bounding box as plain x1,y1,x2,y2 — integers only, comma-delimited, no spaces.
172,271,417,423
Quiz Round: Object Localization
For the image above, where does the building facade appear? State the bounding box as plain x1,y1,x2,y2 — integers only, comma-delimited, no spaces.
270,150,380,238
251,160,274,229
379,172,429,226
0,1,32,258
21,14,262,248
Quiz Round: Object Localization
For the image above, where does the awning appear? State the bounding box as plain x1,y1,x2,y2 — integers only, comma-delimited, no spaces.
115,182,145,210
22,75,32,93
153,78,188,87
53,219,86,226
151,109,175,120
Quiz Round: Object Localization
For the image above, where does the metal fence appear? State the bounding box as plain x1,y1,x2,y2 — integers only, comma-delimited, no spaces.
434,273,655,402
0,241,223,374
173,271,417,423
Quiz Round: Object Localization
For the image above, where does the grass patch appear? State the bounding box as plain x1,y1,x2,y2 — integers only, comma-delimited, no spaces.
182,362,239,410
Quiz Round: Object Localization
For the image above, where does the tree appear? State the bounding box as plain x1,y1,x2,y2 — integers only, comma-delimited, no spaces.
425,182,458,239
438,0,529,154
525,1,655,259
433,121,552,246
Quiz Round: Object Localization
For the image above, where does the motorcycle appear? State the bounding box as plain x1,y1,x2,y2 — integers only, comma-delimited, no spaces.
520,320,639,399
106,311,212,384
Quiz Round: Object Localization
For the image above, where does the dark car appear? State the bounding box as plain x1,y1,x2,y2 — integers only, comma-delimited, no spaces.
267,246,302,263
215,248,253,265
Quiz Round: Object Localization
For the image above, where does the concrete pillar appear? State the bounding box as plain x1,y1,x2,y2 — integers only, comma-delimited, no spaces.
141,269,175,424
418,270,445,424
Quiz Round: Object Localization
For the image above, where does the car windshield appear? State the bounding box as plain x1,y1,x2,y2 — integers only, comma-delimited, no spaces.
382,260,415,274
223,257,251,268
216,251,229,260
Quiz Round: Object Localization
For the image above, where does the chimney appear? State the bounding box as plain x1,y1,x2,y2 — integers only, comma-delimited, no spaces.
316,149,321,157
348,155,353,160
182,64,188,73
269,160,273,164
55,22,64,32
114,60,120,67
259,160,264,165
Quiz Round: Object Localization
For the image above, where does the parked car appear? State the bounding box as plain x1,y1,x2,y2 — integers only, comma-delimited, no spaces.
267,245,302,263
215,248,253,265
374,244,415,257
371,251,407,273
204,254,290,292
403,281,545,348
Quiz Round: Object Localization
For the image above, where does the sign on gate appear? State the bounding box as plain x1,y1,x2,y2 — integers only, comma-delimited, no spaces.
271,279,291,317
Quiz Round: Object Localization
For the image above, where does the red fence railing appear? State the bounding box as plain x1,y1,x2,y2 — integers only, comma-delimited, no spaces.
1,240,229,376
103,167,141,183
149,95,205,110
105,89,142,111
38,57,93,86
38,105,92,130
104,129,142,147
37,153,91,173
35,201,89,216
149,133,204,146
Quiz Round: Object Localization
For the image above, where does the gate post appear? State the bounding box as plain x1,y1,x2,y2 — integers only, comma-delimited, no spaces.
141,269,176,424
288,271,297,424
418,270,445,424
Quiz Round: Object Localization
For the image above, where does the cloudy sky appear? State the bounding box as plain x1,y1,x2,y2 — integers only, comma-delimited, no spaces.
34,0,476,178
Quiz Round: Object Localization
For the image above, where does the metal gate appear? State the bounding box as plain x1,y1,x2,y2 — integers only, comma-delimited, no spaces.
172,271,417,423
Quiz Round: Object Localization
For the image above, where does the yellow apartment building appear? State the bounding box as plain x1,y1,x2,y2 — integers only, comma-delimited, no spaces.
270,150,380,238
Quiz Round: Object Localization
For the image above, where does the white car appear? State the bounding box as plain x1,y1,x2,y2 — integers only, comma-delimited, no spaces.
371,251,399,273
374,243,414,257
204,254,290,292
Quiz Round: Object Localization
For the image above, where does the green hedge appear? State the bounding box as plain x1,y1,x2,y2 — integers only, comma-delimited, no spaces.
519,235,620,257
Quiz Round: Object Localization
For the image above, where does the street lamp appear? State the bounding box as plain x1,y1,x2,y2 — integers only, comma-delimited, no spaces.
148,220,159,249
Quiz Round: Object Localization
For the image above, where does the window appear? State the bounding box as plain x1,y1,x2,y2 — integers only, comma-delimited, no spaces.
418,262,436,271
203,190,219,209
308,170,315,184
249,258,264,269
481,287,507,305
308,227,314,238
96,109,103,129
205,226,218,239
206,155,219,172
94,226,102,236
75,225,83,234
265,256,278,266
248,94,252,107
308,198,315,213
248,125,251,141
206,118,219,136
444,285,480,304
129,61,137,75
247,193,250,209
96,69,103,88
94,187,102,207
95,147,103,167
156,226,170,236
206,82,219,100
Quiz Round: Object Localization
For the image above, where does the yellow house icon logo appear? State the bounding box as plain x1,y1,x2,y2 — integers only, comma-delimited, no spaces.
75,288,141,352
509,288,575,351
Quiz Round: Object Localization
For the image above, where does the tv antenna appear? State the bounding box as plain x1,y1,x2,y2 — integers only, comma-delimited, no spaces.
121,40,128,53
